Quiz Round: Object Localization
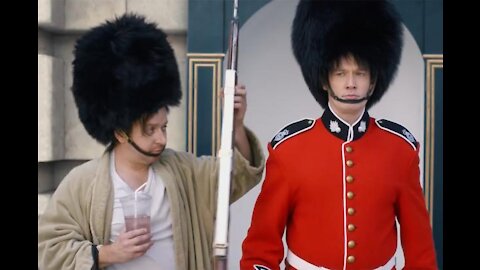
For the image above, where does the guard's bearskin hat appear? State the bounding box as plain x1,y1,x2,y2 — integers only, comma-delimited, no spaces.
72,13,181,145
291,0,403,109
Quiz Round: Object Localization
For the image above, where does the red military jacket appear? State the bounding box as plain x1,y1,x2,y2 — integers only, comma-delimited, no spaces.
240,108,437,270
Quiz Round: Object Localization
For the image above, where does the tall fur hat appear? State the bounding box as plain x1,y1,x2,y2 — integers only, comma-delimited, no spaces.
291,0,403,109
72,13,181,145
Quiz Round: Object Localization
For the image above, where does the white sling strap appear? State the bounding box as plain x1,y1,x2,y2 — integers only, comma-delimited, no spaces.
287,249,396,270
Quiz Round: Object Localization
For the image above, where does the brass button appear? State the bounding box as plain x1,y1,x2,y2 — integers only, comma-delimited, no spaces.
346,146,353,153
346,160,353,167
348,240,356,248
347,224,356,231
346,175,354,183
347,207,355,215
347,191,355,199
347,255,356,263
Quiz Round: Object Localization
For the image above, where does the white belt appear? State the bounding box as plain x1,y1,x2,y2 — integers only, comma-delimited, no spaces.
287,249,396,270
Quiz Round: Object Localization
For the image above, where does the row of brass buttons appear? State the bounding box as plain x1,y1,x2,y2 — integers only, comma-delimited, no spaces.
346,145,355,264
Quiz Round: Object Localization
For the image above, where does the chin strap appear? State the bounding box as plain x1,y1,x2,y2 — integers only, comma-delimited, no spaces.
327,86,374,104
119,131,162,157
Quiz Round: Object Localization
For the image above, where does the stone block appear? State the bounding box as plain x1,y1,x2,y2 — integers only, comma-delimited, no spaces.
127,0,187,33
38,0,65,31
38,54,65,162
65,0,125,31
38,162,54,193
53,160,88,188
166,34,187,150
38,30,53,55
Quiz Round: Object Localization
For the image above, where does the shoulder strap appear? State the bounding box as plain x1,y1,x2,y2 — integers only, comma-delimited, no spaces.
375,119,418,150
270,119,315,149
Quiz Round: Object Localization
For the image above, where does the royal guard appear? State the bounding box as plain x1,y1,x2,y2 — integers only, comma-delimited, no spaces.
240,0,438,269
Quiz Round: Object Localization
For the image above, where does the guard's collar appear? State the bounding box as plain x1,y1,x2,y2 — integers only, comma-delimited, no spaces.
321,104,370,142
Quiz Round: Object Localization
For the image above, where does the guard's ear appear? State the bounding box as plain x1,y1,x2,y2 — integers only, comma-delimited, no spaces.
322,81,329,92
369,79,377,92
321,75,331,92
114,130,129,143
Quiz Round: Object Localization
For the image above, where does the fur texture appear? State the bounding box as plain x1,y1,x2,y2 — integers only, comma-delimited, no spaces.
291,0,403,109
72,13,181,145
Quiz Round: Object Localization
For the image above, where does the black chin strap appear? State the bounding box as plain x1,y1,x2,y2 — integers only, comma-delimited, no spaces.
327,87,373,104
119,130,162,157
126,138,162,157
118,130,162,157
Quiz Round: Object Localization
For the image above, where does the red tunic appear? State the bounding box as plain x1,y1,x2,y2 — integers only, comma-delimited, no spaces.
240,113,437,270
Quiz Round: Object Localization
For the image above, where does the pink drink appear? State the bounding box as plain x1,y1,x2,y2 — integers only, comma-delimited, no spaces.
124,215,151,232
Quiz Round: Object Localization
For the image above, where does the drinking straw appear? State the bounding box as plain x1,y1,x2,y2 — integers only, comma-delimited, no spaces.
134,182,147,217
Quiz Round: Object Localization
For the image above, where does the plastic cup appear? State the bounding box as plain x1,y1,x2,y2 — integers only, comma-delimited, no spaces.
119,193,152,232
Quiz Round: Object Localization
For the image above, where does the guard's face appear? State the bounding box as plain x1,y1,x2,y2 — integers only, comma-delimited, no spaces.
325,56,374,114
130,107,169,159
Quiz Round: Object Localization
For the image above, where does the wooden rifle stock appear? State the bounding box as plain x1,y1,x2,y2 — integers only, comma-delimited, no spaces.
213,0,239,269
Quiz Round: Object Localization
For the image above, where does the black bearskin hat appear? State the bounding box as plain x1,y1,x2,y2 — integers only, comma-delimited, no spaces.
72,13,182,145
291,0,403,109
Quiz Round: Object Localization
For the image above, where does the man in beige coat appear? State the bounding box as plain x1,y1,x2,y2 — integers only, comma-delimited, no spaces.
38,14,265,270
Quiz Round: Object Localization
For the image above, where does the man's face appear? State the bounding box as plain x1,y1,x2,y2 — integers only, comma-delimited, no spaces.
325,55,374,114
129,107,169,160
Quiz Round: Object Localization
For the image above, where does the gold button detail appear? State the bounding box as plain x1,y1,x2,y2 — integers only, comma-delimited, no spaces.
347,191,355,199
347,224,356,231
347,208,355,215
347,255,356,263
346,175,354,183
346,146,353,153
346,160,353,167
348,240,356,248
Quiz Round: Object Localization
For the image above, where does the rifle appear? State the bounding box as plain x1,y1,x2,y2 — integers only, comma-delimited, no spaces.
213,0,239,269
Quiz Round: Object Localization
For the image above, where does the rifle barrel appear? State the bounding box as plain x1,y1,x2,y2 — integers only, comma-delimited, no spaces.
213,1,240,269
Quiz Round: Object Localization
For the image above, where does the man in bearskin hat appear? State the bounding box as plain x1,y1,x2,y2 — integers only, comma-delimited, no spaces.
38,13,265,270
241,0,437,269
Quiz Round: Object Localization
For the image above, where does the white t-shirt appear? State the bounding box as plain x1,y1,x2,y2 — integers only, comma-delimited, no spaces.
107,151,176,270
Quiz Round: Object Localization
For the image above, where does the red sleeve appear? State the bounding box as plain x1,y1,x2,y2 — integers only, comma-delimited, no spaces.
396,145,438,269
240,144,291,270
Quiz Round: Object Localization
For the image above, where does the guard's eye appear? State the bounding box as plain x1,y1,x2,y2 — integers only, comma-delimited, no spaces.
356,71,367,76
